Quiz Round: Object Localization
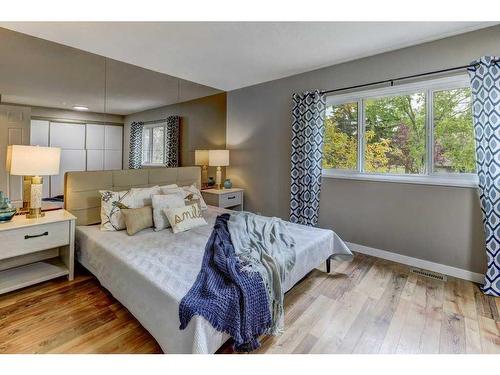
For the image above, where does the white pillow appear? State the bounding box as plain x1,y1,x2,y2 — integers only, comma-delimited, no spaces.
182,185,207,210
160,184,207,210
99,190,134,231
151,193,185,231
129,185,160,208
159,183,178,190
160,186,183,195
164,204,208,234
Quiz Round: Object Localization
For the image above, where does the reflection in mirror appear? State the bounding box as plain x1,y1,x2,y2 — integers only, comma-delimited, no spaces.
0,27,223,209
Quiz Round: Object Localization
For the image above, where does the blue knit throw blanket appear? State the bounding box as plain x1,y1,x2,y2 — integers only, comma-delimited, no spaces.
179,214,272,352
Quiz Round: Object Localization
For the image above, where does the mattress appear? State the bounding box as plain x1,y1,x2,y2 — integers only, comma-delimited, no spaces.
75,206,351,353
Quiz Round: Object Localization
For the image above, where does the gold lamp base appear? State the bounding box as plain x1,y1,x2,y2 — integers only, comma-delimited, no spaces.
215,166,222,190
24,176,45,219
27,207,45,219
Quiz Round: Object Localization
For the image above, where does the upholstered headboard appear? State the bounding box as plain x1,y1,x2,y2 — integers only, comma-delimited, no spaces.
64,167,201,226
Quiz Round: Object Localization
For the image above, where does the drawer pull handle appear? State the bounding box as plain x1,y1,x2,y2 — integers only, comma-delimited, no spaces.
227,196,236,200
24,231,48,240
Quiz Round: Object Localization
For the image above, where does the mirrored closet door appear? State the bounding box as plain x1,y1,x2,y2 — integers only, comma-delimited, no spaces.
30,120,123,198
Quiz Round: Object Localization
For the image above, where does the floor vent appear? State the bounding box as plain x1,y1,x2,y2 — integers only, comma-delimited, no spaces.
410,268,447,281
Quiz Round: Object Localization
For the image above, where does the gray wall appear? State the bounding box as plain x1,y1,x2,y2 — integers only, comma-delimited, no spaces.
226,25,500,274
124,93,227,176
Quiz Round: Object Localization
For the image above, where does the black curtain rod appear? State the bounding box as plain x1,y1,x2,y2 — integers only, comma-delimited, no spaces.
143,118,168,125
142,115,180,125
320,59,500,96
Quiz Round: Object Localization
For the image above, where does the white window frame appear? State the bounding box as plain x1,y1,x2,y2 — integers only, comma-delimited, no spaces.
322,75,478,188
141,123,167,167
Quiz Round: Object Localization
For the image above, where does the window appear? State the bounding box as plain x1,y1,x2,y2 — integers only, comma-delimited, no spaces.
365,92,426,174
141,124,166,166
322,75,477,187
323,102,358,170
433,88,475,174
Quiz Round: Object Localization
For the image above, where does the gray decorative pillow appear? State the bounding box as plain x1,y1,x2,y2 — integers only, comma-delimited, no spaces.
99,190,134,231
129,185,160,208
152,193,186,231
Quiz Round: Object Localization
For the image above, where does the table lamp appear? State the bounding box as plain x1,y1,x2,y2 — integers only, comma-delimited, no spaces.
6,145,61,218
195,150,209,187
208,150,229,190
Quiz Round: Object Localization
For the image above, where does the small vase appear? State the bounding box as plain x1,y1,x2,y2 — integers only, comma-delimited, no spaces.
0,191,16,223
223,179,233,189
207,177,215,187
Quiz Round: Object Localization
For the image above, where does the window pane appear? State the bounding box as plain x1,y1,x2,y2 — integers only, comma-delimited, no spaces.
142,128,151,164
433,88,475,174
365,92,426,174
152,126,165,164
323,102,358,170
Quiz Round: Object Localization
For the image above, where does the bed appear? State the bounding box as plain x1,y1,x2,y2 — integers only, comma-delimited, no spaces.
65,167,352,353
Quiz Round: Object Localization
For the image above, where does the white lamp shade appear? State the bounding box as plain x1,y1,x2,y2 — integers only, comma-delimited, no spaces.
195,150,209,166
209,150,229,166
7,145,61,176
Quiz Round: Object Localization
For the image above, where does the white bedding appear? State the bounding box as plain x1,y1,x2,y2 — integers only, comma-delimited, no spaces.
75,206,351,353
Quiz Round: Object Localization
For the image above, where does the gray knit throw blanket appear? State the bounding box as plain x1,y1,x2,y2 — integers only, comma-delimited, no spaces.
228,211,296,334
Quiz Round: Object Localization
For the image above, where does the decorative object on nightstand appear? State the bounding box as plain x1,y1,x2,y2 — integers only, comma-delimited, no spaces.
195,150,209,188
6,145,61,219
223,178,233,189
208,149,229,190
0,191,16,222
0,209,76,294
207,177,215,188
201,188,243,211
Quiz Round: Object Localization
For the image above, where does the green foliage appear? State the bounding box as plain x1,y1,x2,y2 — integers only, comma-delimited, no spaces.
323,103,357,170
433,88,475,173
322,88,475,174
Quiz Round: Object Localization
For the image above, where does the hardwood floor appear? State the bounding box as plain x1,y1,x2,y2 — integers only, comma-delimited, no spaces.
0,254,498,354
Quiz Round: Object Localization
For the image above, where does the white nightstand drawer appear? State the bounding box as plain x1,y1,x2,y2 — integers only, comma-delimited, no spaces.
0,221,70,260
201,188,244,211
220,191,242,207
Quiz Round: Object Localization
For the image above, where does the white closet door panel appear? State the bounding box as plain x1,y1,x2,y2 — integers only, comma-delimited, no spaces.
7,128,24,203
104,125,123,150
87,150,104,171
86,124,105,150
30,120,49,146
42,178,49,199
50,149,86,197
49,122,85,149
104,150,122,170
50,175,64,197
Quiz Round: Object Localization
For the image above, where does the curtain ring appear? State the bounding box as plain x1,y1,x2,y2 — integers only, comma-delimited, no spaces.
467,63,480,72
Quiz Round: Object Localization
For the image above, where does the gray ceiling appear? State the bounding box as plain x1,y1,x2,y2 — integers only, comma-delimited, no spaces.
2,22,496,90
0,27,222,115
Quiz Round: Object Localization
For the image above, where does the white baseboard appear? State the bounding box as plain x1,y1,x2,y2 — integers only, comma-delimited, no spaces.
346,242,484,284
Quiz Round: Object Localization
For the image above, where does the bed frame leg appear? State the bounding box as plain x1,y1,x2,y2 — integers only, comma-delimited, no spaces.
326,257,331,273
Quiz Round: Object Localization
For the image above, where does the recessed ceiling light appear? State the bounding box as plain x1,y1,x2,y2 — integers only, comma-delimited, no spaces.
72,105,89,111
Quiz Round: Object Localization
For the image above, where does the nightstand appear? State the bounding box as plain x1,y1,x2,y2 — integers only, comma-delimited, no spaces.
0,209,76,295
201,188,244,211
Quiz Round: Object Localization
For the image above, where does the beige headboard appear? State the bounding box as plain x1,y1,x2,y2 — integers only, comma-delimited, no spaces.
64,166,201,226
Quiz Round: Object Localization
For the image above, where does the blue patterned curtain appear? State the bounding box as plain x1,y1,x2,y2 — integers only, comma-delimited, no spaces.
468,56,500,297
165,116,180,167
290,90,326,226
128,121,143,169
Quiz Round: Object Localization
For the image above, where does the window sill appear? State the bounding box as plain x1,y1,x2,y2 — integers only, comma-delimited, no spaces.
322,170,478,188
